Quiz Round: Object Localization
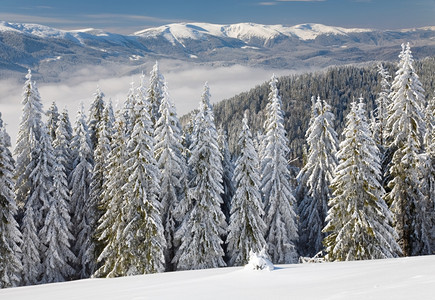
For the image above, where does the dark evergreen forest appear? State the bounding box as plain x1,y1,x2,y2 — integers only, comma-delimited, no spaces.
184,57,435,167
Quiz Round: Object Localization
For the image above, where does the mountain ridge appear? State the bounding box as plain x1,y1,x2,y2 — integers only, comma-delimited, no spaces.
133,22,375,43
0,20,434,82
2,20,434,41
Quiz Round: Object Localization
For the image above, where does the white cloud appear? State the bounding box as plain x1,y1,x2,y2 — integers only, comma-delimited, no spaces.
0,62,292,150
258,2,279,5
83,14,184,24
277,0,326,2
0,13,78,25
258,0,326,7
0,12,186,34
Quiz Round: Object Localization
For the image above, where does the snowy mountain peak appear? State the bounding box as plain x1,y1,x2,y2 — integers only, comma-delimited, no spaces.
68,28,109,36
0,21,115,39
133,22,373,43
287,23,372,40
0,19,433,83
0,21,67,38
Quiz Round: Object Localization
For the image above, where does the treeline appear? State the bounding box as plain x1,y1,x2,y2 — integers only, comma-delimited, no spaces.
0,44,433,289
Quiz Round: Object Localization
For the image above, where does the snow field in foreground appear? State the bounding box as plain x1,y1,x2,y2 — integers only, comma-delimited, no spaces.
1,255,434,300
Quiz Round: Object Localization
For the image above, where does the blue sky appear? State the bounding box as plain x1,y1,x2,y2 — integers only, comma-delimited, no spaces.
0,0,434,33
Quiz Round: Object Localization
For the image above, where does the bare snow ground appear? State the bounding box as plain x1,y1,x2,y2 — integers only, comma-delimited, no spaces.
1,255,434,300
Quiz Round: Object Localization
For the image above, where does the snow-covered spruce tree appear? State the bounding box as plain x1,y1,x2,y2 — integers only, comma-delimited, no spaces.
46,102,60,142
0,114,23,288
120,85,165,275
261,74,298,264
52,109,74,193
418,94,435,254
96,82,150,277
173,83,227,270
95,111,129,278
384,43,429,256
154,83,188,272
15,70,46,285
373,63,391,149
61,108,74,143
181,115,195,165
90,102,113,263
375,64,395,193
106,100,115,125
172,115,195,251
123,83,138,138
422,95,435,251
70,104,94,279
297,96,338,257
295,97,317,215
14,70,44,211
40,123,76,283
147,61,165,127
48,104,74,183
227,111,267,266
21,123,54,285
59,109,74,179
254,131,265,166
323,99,401,261
218,127,235,225
87,87,105,151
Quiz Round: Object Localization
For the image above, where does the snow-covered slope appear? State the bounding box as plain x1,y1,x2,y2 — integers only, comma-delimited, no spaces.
0,21,68,38
0,21,132,45
0,20,373,44
1,255,434,300
0,20,434,82
134,22,373,44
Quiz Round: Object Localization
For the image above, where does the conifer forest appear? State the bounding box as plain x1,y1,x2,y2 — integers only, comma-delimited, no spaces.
0,43,434,289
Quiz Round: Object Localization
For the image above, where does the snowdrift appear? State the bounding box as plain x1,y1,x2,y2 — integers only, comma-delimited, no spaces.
1,255,434,300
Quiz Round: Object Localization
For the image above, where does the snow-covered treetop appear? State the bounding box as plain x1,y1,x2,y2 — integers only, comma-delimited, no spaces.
386,42,426,149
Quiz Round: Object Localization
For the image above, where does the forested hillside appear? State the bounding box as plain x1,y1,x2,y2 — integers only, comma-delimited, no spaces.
1,43,433,289
205,57,435,166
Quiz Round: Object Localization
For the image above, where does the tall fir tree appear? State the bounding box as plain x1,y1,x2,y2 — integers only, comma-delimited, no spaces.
89,101,112,264
46,102,60,142
384,43,429,256
295,97,318,247
422,95,435,251
59,108,74,179
14,70,47,285
174,83,227,270
323,99,401,261
14,70,44,211
181,115,195,168
373,63,391,149
0,114,23,288
120,85,165,275
123,83,138,138
419,94,435,254
147,61,165,127
87,87,105,151
227,111,267,266
297,96,338,257
40,122,76,283
217,127,235,225
70,104,94,278
95,111,129,277
21,123,55,285
154,83,188,271
261,75,298,264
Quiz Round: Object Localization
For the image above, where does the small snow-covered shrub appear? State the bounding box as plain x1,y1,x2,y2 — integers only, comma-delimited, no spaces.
299,251,326,264
244,249,274,271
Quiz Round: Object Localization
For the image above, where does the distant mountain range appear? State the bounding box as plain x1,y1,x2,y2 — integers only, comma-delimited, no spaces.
0,21,434,82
